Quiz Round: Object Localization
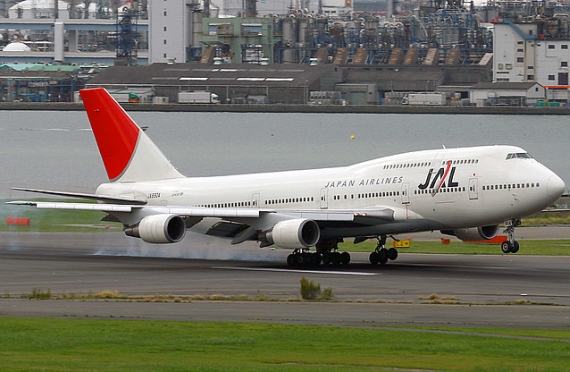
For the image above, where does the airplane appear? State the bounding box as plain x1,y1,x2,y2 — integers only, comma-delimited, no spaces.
9,87,566,267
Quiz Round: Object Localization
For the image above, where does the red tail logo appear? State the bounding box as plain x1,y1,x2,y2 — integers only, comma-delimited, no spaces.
80,88,140,181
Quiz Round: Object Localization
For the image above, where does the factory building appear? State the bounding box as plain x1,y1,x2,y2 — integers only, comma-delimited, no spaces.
493,18,570,88
148,0,199,64
469,82,544,107
0,0,18,18
84,62,491,105
1,0,495,67
0,62,89,102
85,63,343,104
0,0,148,65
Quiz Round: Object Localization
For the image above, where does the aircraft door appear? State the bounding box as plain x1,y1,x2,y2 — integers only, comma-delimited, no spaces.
401,182,410,205
252,193,260,208
468,178,479,200
320,188,328,209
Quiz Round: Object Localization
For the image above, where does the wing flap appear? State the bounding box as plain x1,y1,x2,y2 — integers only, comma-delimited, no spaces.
285,211,355,221
149,207,260,218
265,208,395,224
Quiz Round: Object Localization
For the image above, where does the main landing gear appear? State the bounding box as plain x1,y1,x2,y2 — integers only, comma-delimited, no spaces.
501,219,521,254
286,239,351,268
286,249,323,267
369,235,399,265
286,249,351,267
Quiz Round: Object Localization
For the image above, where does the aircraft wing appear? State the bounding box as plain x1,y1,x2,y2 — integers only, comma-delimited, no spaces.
8,199,396,246
7,200,394,222
7,201,261,218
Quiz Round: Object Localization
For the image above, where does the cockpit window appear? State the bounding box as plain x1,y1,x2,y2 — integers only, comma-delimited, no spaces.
506,153,533,160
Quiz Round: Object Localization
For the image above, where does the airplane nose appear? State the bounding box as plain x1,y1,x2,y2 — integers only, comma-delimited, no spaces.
546,174,566,198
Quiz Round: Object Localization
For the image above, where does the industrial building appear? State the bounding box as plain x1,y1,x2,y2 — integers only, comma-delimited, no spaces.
469,81,545,106
83,62,493,105
1,0,496,66
0,0,148,65
493,17,570,94
0,62,85,101
85,63,343,104
1,0,570,106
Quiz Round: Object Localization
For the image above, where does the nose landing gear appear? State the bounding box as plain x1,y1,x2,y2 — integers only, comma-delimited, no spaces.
501,219,521,254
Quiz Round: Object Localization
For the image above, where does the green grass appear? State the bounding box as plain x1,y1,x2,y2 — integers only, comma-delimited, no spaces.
523,212,570,226
341,239,570,255
1,318,570,371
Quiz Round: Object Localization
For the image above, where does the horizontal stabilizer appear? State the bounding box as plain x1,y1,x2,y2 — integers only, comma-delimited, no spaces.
11,187,147,205
7,201,134,213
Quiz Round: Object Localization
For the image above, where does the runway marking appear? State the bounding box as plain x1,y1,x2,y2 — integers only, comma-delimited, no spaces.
215,266,377,276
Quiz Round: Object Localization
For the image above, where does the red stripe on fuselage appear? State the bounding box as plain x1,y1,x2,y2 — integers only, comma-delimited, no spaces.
80,88,140,181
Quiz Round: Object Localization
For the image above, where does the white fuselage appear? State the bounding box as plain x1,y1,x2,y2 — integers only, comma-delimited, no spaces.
96,145,565,239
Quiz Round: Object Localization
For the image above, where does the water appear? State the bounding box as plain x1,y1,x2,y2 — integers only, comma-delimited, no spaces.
1,110,569,198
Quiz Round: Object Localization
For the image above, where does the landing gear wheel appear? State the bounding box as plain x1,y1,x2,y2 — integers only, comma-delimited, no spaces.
340,251,351,265
511,241,520,253
322,252,331,265
501,241,512,254
388,248,398,261
331,252,341,266
287,254,297,266
378,248,389,265
369,251,379,265
287,254,296,266
310,252,322,266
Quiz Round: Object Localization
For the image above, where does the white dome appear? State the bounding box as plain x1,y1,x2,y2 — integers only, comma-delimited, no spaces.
3,42,32,52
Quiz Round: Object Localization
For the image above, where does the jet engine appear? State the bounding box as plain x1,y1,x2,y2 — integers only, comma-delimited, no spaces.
441,225,500,241
125,214,186,244
259,218,320,249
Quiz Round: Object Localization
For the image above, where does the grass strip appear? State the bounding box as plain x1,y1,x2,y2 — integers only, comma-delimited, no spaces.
340,239,570,255
1,318,570,371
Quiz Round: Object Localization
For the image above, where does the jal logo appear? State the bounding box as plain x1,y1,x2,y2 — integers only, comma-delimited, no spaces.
418,160,459,192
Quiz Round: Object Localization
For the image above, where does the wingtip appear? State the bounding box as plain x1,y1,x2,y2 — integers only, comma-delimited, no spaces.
6,201,37,206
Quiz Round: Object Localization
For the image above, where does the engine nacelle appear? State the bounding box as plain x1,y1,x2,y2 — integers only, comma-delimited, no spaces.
260,219,320,249
441,225,500,241
125,214,186,244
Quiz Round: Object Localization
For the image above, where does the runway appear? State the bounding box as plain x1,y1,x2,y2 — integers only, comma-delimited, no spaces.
1,230,570,329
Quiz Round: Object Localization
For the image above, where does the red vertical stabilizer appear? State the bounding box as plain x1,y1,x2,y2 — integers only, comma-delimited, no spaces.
80,88,184,183
80,88,140,182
